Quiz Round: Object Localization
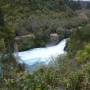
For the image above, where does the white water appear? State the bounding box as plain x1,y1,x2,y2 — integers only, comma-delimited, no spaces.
15,39,67,66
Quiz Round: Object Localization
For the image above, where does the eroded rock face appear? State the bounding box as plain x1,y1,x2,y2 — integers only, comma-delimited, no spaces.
50,33,59,41
47,33,59,46
14,34,36,51
15,34,35,41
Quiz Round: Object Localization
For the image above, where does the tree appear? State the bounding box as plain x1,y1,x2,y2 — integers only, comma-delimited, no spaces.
0,7,24,80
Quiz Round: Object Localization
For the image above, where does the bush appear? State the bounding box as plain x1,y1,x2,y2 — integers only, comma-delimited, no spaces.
76,43,90,64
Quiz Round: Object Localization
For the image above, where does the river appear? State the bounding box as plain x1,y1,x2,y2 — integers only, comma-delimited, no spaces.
15,39,67,71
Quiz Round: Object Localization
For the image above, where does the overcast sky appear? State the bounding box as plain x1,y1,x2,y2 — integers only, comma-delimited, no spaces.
81,0,90,1
75,0,90,1
77,0,90,1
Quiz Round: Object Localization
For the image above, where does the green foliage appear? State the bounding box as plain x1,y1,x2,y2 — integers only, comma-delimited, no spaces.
0,6,24,81
0,0,90,90
76,43,90,64
31,0,66,11
67,23,90,57
64,61,90,90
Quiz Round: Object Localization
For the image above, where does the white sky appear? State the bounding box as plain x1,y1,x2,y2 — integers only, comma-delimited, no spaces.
81,0,90,1
75,0,90,1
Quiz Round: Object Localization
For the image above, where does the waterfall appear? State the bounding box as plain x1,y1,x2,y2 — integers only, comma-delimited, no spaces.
15,39,67,67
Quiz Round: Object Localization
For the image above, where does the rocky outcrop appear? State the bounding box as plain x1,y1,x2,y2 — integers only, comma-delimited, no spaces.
15,34,35,41
14,34,35,51
46,33,59,46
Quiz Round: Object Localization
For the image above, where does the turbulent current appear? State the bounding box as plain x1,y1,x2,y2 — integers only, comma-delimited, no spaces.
15,39,67,71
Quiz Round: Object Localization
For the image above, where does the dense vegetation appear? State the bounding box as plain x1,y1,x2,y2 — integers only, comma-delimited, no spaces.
0,0,90,90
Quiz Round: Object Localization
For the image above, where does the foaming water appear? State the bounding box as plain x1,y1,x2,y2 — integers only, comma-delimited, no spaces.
15,39,67,66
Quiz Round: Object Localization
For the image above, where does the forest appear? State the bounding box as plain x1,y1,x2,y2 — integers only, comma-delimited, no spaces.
0,0,90,90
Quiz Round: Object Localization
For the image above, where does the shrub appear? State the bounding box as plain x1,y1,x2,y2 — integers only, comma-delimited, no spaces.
76,43,90,64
